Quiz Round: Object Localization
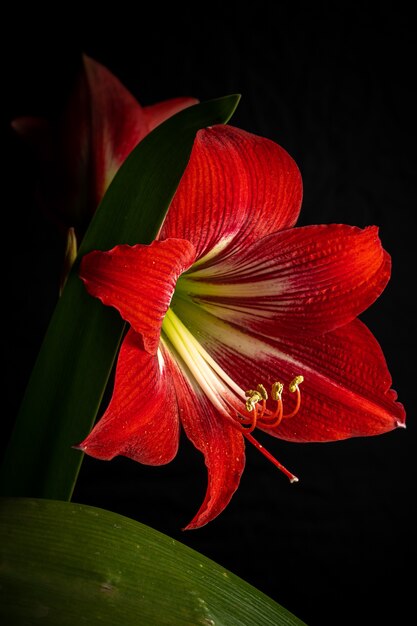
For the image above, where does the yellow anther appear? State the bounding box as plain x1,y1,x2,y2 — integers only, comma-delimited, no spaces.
256,384,268,400
245,390,262,412
289,375,304,393
271,382,284,400
242,375,304,430
245,399,255,412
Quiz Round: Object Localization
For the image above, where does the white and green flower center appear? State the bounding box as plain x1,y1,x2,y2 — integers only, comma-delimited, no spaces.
161,298,303,482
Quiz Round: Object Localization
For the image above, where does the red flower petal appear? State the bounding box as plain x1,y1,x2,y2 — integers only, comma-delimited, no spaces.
84,59,199,201
77,329,180,464
171,298,405,442
160,125,302,260
165,350,246,529
266,319,406,441
80,239,196,354
143,97,199,132
81,55,149,203
12,58,198,234
181,224,390,337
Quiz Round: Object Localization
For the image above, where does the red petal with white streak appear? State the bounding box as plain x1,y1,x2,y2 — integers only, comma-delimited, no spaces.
12,59,198,232
80,239,196,354
77,330,180,464
160,125,303,260
164,343,246,529
82,55,149,202
265,318,406,441
84,59,198,202
171,299,405,442
181,224,390,337
143,97,199,131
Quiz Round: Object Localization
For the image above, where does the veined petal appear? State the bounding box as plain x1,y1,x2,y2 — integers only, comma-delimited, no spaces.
265,318,406,440
160,125,302,260
12,58,198,234
263,319,406,441
179,225,390,337
171,298,405,442
80,239,196,354
82,55,150,201
77,330,180,464
12,56,148,231
143,97,199,132
162,336,246,529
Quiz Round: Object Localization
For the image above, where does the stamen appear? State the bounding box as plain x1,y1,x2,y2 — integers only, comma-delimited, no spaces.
283,376,304,419
242,390,261,432
256,384,268,418
262,382,284,427
256,384,268,400
289,375,304,393
271,381,283,400
245,389,262,412
246,375,304,428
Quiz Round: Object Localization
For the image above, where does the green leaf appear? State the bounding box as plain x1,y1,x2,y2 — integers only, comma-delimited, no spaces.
0,498,307,626
1,95,240,501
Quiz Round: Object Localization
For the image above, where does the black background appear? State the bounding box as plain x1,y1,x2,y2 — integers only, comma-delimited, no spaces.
3,3,416,625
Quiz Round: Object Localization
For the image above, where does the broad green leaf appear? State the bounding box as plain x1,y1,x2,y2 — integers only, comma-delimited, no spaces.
0,498,307,626
1,96,240,501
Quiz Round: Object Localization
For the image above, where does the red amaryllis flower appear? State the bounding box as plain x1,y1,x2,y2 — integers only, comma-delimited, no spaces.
12,54,197,242
78,125,405,529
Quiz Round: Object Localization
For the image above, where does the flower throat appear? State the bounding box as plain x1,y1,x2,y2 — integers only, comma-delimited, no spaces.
162,307,303,483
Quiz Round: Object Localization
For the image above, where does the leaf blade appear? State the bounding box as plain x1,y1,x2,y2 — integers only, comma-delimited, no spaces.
0,497,307,626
